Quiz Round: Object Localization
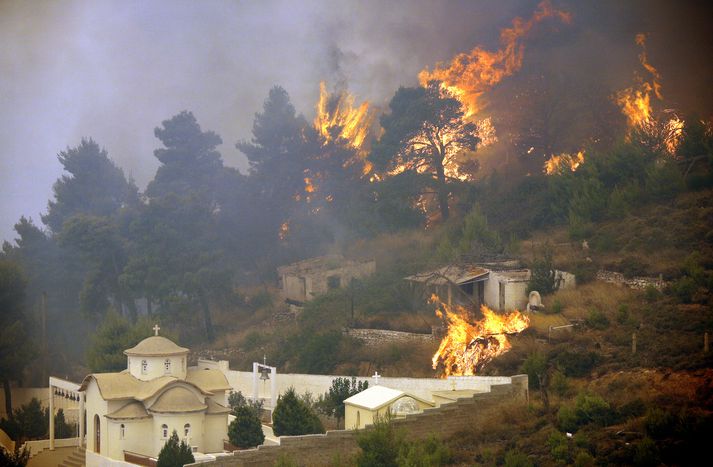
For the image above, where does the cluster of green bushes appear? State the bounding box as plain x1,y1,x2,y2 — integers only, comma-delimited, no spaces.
156,430,194,467
520,347,602,389
667,252,713,304
355,417,452,467
0,399,74,443
272,388,324,437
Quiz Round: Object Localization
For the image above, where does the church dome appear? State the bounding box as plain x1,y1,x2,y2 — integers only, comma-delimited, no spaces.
124,336,189,357
390,396,420,416
149,386,207,413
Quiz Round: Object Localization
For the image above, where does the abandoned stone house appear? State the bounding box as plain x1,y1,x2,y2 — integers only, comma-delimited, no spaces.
406,261,575,312
277,255,376,306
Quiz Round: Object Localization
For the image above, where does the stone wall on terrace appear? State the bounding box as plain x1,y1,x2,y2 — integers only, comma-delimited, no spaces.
187,375,528,467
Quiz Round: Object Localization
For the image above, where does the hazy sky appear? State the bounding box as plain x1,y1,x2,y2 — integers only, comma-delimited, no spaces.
1,0,711,242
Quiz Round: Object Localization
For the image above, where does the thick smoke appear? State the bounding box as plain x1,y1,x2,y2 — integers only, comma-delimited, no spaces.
1,0,711,241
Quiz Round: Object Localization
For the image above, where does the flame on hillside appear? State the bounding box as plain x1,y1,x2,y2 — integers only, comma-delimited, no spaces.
544,150,585,175
431,295,530,377
616,34,661,128
418,0,571,118
315,81,374,151
617,34,683,155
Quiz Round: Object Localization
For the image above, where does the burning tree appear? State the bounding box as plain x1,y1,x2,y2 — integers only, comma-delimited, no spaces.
431,296,529,377
370,81,480,221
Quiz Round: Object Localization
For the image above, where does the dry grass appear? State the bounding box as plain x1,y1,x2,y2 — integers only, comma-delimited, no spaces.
550,281,634,321
528,313,571,334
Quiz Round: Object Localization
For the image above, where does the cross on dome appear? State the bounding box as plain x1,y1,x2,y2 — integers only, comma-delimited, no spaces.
372,371,381,385
153,324,160,336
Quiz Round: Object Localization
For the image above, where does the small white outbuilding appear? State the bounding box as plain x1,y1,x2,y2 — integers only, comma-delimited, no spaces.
344,386,433,430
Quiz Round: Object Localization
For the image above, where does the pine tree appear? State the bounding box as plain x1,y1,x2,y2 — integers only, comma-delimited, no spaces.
272,387,324,436
156,430,194,467
228,405,265,448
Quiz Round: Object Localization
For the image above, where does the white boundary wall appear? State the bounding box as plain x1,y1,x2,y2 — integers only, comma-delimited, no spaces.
86,450,140,467
196,360,512,401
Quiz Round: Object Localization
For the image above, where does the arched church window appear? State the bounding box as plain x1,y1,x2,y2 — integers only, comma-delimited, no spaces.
141,360,148,374
182,358,186,372
120,424,125,439
164,359,171,374
184,423,191,438
161,424,168,439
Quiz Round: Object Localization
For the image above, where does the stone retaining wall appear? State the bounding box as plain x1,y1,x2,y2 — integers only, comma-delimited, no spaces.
345,328,435,345
596,270,667,290
187,375,528,467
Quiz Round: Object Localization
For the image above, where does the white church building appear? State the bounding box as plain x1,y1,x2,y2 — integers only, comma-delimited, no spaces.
79,327,231,464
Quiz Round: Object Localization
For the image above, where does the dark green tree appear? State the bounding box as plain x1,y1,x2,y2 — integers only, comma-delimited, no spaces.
140,111,232,341
677,115,713,161
272,388,324,436
237,87,312,244
318,377,368,427
527,246,557,295
0,445,30,467
0,398,49,442
0,260,35,418
58,215,135,320
227,391,263,416
86,311,152,372
355,416,401,467
371,81,480,221
53,409,74,439
156,430,194,467
42,138,138,233
228,405,265,448
146,111,224,201
2,218,85,381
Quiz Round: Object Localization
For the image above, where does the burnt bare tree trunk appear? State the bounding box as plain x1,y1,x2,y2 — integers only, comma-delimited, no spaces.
3,380,13,419
434,155,450,221
198,289,215,341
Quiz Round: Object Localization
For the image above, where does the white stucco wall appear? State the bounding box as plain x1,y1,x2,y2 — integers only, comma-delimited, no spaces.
152,412,205,455
128,355,187,381
344,395,433,430
85,380,109,456
484,272,529,311
106,418,152,462
86,449,140,467
204,413,228,453
197,361,512,404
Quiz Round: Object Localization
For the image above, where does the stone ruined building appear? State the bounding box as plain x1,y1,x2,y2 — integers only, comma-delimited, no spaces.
277,255,376,307
406,260,576,312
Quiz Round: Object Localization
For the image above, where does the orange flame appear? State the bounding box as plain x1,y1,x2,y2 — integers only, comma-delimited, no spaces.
616,34,659,128
314,81,374,151
418,0,571,117
304,177,316,194
544,150,585,175
617,34,684,154
431,295,530,376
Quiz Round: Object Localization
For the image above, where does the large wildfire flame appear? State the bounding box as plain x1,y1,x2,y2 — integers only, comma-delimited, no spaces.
431,295,530,376
616,34,661,128
314,81,374,152
617,34,683,155
418,0,571,118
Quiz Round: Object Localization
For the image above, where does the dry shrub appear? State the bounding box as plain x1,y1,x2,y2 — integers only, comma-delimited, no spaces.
554,282,633,321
